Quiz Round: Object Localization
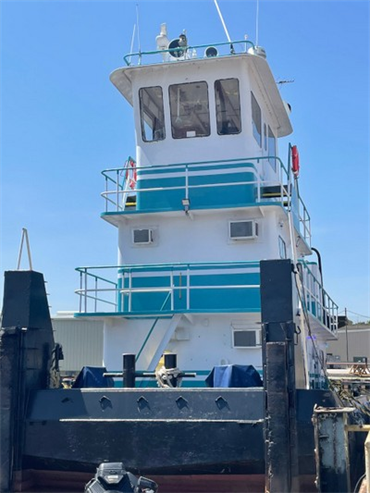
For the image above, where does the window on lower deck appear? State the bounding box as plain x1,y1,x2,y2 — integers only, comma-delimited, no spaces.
251,92,262,146
215,78,241,135
139,86,165,142
169,81,210,139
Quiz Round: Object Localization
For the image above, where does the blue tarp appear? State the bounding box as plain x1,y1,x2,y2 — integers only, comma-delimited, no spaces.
205,364,263,388
72,366,114,388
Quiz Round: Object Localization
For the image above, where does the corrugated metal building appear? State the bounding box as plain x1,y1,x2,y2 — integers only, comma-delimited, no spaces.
327,324,370,363
52,312,103,375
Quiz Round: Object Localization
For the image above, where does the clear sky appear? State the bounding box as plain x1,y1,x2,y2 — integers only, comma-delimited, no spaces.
1,0,369,322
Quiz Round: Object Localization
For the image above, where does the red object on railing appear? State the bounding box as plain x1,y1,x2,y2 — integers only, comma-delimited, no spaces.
291,145,300,177
125,159,137,189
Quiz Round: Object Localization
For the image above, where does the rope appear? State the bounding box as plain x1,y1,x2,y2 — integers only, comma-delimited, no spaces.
155,366,182,388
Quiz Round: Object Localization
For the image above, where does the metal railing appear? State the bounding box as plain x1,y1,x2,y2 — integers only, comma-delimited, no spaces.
75,261,338,338
101,155,311,246
123,39,255,66
76,261,260,315
298,260,338,336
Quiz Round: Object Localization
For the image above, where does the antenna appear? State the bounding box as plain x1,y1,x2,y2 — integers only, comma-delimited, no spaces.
136,2,141,60
128,24,136,65
213,0,231,42
17,228,33,270
255,0,260,46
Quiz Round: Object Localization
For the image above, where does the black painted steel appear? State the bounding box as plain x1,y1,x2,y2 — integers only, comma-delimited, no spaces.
260,260,299,492
123,354,136,388
0,270,56,492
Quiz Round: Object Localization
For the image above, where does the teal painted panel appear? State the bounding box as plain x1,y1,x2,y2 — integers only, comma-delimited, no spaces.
190,287,261,311
135,169,257,211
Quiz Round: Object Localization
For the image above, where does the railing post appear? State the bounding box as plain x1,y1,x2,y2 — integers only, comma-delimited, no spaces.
128,271,132,312
94,276,98,313
185,165,189,201
84,268,87,313
105,175,108,213
116,169,119,212
186,268,190,310
79,270,83,313
170,271,174,311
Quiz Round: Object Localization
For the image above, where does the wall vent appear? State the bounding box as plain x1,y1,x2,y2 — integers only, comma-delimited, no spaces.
132,228,153,245
229,220,258,240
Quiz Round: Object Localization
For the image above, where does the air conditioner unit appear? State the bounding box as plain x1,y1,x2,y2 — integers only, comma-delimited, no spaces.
229,220,258,240
233,329,262,348
132,228,153,245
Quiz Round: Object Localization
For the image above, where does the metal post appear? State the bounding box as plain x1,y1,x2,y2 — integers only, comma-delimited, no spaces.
164,353,178,387
122,353,136,388
365,432,370,493
313,407,352,493
345,307,349,362
260,259,299,493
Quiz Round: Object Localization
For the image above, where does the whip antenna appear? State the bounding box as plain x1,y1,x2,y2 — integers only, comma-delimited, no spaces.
213,0,234,53
214,0,231,42
128,24,136,65
136,2,142,62
255,0,260,46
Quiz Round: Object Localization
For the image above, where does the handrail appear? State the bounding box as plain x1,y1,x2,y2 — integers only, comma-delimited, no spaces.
101,155,287,178
123,39,255,66
298,259,338,334
75,261,337,335
100,154,312,243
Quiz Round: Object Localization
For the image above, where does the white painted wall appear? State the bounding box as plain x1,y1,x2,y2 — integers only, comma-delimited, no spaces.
117,207,291,266
103,313,262,374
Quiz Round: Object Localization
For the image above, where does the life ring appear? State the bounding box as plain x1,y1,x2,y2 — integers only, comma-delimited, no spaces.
291,145,300,177
125,159,137,189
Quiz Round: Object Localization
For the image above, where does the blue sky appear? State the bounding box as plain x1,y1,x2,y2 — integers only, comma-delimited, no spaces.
1,0,369,321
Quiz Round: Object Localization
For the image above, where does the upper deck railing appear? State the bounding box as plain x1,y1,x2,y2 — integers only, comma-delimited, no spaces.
123,39,255,67
101,155,311,247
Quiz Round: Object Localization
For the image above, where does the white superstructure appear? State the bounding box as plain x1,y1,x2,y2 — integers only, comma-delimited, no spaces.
75,31,338,389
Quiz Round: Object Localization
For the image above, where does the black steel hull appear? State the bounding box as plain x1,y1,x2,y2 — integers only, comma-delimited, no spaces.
23,387,337,475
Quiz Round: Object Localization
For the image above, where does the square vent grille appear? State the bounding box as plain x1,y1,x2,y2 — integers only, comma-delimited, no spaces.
229,220,258,240
132,228,153,245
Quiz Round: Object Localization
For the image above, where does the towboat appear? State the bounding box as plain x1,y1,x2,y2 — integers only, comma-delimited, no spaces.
1,20,349,493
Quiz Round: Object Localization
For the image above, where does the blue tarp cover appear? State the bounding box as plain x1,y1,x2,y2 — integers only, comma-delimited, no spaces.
205,364,263,388
72,366,114,388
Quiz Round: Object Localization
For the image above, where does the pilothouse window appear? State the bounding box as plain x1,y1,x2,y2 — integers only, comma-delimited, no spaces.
139,86,165,142
169,81,210,139
215,78,241,135
251,92,262,146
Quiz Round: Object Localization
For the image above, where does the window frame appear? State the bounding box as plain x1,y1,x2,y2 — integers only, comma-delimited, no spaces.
168,81,211,140
214,78,242,136
139,86,166,143
251,92,262,147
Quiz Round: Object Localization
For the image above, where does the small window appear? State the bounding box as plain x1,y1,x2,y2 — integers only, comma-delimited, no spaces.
278,235,287,259
264,123,267,151
215,78,241,135
251,92,262,146
169,81,210,139
139,86,165,142
268,126,276,170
